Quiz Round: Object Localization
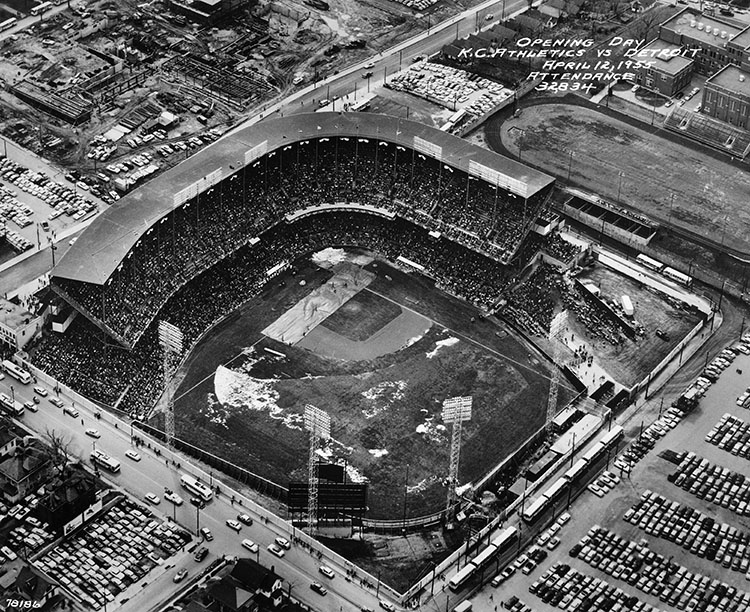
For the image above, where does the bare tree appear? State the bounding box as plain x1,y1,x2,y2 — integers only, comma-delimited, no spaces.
42,428,80,479
633,5,673,41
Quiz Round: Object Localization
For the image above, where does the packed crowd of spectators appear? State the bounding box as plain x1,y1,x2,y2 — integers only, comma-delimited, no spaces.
503,264,561,338
53,137,551,346
502,260,624,347
34,211,515,417
541,233,582,265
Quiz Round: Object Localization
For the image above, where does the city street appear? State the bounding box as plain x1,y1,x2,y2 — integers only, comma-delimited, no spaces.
4,374,392,612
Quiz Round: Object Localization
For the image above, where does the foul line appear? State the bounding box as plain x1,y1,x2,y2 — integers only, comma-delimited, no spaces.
172,284,577,404
363,287,578,392
172,336,265,404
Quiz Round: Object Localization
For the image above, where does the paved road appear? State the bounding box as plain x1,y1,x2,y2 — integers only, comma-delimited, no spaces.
8,376,388,612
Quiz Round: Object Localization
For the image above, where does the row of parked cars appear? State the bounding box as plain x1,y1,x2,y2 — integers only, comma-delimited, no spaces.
613,403,688,474
624,489,750,575
572,525,750,612
699,347,738,386
0,184,34,229
587,470,621,499
668,451,750,517
502,595,539,611
529,561,662,612
0,157,97,226
706,413,750,458
33,497,191,610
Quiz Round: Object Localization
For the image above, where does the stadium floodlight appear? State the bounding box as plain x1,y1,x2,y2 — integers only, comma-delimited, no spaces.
442,396,472,522
304,405,331,535
159,321,184,449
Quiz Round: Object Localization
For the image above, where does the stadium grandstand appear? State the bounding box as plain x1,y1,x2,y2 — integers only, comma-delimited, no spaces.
50,113,554,350
36,113,554,417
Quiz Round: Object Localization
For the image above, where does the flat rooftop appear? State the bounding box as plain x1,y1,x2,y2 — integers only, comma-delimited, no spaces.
728,25,750,50
0,298,35,331
660,8,742,47
706,64,750,97
637,39,693,76
52,113,555,286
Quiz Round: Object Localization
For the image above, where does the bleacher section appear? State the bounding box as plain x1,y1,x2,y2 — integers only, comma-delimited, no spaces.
664,107,750,158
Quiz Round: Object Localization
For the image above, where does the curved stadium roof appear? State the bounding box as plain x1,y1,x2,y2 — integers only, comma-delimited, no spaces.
51,112,554,286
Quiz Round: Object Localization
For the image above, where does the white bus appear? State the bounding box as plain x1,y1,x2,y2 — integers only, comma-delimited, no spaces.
662,266,693,288
180,474,213,501
636,253,664,273
30,1,52,15
90,450,121,473
0,17,17,31
2,360,32,384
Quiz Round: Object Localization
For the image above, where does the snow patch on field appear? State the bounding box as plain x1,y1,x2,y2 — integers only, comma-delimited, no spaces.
215,365,280,412
361,380,407,418
213,365,304,430
312,248,374,269
415,418,447,444
317,444,369,483
407,475,439,494
426,336,459,359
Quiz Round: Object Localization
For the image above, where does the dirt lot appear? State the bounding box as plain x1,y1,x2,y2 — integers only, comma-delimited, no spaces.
489,102,750,254
576,264,703,387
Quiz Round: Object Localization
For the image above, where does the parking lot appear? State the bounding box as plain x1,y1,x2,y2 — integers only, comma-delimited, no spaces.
32,496,191,609
0,154,100,259
459,340,750,612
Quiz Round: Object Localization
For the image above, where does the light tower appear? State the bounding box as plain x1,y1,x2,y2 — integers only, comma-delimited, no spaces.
546,311,568,427
159,321,184,449
304,404,330,536
442,396,473,521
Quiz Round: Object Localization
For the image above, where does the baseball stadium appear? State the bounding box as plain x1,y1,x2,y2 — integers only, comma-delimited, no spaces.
29,112,698,541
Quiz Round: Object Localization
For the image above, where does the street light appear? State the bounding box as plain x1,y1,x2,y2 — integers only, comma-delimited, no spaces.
567,150,574,182
616,171,625,202
196,501,204,535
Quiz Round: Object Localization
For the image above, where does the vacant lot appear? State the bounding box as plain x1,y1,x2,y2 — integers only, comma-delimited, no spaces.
490,103,750,253
577,265,704,386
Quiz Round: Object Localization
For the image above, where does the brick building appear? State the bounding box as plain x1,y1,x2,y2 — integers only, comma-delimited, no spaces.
632,39,694,96
702,64,750,128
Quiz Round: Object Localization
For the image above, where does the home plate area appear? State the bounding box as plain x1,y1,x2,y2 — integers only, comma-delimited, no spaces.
262,261,432,361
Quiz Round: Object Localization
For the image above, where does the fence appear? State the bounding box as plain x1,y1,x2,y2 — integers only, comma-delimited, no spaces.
17,357,403,602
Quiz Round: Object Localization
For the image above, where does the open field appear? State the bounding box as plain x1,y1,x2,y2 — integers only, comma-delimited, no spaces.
173,250,569,521
488,102,750,254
